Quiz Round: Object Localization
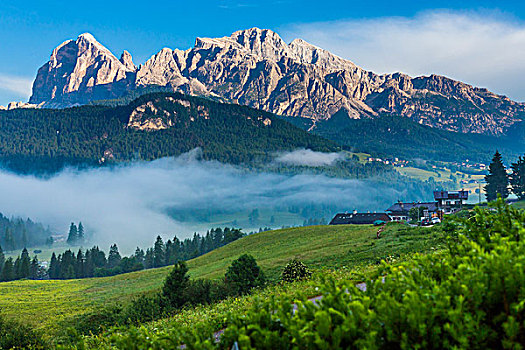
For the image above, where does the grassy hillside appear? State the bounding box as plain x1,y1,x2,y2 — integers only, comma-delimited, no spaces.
512,200,525,209
0,224,444,334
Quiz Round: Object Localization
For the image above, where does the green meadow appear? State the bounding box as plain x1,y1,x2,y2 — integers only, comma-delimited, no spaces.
0,224,445,335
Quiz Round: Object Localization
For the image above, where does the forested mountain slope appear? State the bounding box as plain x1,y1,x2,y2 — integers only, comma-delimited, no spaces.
0,92,339,174
283,110,525,162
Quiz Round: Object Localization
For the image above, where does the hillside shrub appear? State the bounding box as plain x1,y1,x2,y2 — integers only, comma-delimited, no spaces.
0,313,46,349
212,198,524,349
162,261,190,309
225,254,266,295
122,294,165,324
66,304,124,336
281,259,312,283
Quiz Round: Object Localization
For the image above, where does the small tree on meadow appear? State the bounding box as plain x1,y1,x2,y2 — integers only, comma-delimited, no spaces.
225,254,265,295
281,259,311,283
162,261,189,309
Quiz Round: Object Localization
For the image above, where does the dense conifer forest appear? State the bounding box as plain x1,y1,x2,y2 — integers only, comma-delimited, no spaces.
284,111,525,162
0,213,53,251
0,93,340,174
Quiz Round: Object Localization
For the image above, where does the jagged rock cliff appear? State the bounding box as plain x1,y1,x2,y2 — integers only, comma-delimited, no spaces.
29,28,525,135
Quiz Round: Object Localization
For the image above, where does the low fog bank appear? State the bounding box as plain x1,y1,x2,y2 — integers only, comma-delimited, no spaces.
275,149,346,167
0,151,411,253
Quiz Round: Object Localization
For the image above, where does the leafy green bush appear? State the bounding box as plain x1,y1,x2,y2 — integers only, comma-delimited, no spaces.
281,259,312,283
0,313,46,349
215,198,525,349
65,304,124,336
225,254,266,295
122,294,165,324
162,261,190,309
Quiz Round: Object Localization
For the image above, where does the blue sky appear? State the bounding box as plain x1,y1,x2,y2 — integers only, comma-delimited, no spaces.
1,0,525,105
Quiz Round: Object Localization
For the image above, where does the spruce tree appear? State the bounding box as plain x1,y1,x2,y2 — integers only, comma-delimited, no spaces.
484,151,509,201
1,258,15,281
76,249,85,278
19,248,31,279
144,248,154,269
134,247,145,264
84,249,94,277
30,256,39,279
59,250,76,279
77,222,85,242
67,223,78,245
161,261,189,308
48,253,59,279
153,236,165,268
14,257,21,279
107,244,121,268
510,155,525,200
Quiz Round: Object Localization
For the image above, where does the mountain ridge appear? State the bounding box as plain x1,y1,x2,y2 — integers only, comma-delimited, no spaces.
27,28,525,136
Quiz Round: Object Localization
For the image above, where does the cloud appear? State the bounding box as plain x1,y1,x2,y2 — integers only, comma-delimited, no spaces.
281,10,525,101
0,151,417,254
275,149,345,167
0,73,32,98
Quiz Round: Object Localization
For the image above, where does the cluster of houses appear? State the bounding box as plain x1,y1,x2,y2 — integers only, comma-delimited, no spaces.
367,157,410,167
330,190,469,225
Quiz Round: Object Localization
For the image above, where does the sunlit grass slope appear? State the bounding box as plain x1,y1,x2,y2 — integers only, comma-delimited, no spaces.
0,224,443,332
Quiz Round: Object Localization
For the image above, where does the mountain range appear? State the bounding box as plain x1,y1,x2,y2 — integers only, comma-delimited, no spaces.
24,28,525,137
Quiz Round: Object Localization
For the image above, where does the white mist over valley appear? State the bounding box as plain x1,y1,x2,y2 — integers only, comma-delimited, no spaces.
0,150,407,252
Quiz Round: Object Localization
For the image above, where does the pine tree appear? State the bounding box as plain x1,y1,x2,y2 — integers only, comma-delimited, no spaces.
510,155,525,200
67,223,78,245
161,261,189,308
19,248,31,279
14,257,21,279
76,249,85,278
59,250,76,279
77,222,85,242
1,258,15,281
84,249,94,277
144,248,154,269
153,236,165,268
485,151,509,201
30,256,39,279
107,244,121,268
134,247,145,264
48,253,59,279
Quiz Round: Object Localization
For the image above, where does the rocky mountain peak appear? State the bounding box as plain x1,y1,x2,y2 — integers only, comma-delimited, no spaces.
229,27,290,60
28,29,525,135
120,50,137,72
29,32,133,105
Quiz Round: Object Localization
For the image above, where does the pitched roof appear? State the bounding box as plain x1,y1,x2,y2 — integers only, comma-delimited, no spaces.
329,212,391,225
433,190,469,200
386,202,438,213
